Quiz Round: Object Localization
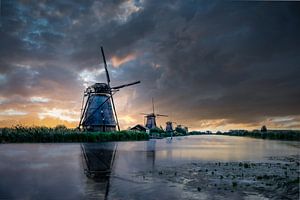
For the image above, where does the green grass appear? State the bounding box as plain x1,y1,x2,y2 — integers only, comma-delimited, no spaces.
1,125,298,143
165,130,300,141
217,130,300,141
0,126,149,143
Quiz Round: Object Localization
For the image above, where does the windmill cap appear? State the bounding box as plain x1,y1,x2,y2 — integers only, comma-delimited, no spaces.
87,83,110,94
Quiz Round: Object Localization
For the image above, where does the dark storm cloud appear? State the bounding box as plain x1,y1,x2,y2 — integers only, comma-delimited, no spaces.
139,1,300,121
0,0,300,129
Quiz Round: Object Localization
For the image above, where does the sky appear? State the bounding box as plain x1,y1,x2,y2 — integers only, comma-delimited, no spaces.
0,0,300,131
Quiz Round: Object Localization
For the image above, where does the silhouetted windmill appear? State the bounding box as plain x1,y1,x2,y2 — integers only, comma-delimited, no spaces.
78,46,140,132
165,121,176,132
141,98,167,129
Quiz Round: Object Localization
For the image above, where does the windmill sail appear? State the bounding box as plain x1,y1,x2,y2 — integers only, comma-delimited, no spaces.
111,81,141,90
101,46,110,85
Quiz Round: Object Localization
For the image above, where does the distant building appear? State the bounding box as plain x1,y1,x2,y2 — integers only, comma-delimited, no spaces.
130,124,150,133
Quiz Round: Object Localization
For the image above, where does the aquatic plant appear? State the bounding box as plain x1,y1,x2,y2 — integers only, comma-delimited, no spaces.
232,182,237,187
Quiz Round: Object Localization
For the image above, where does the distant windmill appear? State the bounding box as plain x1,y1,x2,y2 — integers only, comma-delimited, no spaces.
165,121,176,132
78,46,140,132
141,98,168,129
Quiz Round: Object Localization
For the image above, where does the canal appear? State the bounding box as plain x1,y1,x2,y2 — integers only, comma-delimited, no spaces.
0,135,299,199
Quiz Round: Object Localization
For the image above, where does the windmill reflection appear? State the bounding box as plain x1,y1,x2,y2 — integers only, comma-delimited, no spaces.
81,141,157,200
81,143,117,200
146,139,156,169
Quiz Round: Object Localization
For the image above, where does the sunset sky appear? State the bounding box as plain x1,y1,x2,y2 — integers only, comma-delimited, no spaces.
0,0,299,131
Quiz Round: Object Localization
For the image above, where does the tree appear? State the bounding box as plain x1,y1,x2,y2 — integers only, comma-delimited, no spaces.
261,125,267,132
175,126,188,135
150,127,164,134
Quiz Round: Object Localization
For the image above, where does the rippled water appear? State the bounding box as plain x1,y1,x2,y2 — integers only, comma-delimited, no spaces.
0,135,299,199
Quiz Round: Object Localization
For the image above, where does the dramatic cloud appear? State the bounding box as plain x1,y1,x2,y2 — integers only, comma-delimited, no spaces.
111,53,137,68
0,0,299,131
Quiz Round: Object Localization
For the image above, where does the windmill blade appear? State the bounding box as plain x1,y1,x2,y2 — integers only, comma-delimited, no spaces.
140,113,150,115
79,93,86,118
110,93,120,131
101,46,110,85
111,81,140,90
78,94,91,128
152,98,155,114
157,114,168,117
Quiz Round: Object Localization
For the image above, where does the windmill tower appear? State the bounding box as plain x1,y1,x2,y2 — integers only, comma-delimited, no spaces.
141,98,167,129
165,121,176,132
78,46,140,132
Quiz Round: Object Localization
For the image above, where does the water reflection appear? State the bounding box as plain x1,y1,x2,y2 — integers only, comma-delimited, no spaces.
81,141,158,199
81,143,117,200
81,143,117,178
0,144,85,200
146,139,156,169
0,136,299,200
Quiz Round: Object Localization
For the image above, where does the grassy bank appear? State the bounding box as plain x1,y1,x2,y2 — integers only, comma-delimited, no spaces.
1,126,299,143
152,129,300,141
0,126,149,143
216,130,300,141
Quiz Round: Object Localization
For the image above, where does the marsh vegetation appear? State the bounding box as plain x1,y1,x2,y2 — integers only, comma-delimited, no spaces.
217,130,300,141
1,125,299,143
138,155,300,199
0,125,149,143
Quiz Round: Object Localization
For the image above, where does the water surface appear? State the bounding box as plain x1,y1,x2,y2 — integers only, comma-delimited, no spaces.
0,135,299,199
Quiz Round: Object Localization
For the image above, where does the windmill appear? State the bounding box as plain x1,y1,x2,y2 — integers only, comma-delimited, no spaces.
78,46,140,132
165,121,176,132
141,98,168,129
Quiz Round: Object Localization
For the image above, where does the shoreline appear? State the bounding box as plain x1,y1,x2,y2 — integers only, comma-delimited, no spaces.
1,134,300,143
1,127,300,143
136,155,300,200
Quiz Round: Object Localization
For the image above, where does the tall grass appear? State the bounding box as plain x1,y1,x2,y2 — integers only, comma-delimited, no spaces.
1,126,298,143
160,129,300,141
216,130,300,141
0,126,149,143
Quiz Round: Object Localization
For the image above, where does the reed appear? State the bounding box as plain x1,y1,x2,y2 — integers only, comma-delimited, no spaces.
216,130,300,141
0,125,149,143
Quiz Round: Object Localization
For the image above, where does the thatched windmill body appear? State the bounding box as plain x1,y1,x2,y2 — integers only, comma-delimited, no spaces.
141,98,167,129
78,47,140,132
